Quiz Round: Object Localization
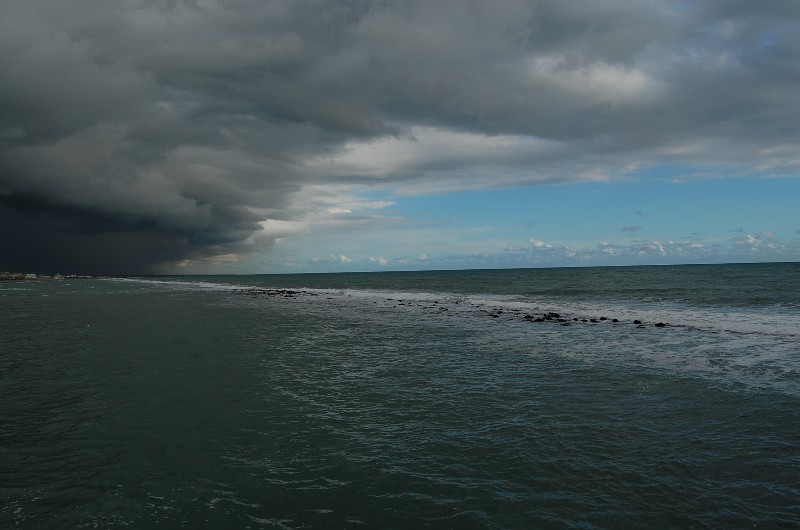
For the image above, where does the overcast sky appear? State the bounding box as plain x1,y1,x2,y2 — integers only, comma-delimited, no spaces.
2,0,799,274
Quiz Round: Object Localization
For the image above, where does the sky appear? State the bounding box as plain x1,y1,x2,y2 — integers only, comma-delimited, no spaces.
1,0,799,274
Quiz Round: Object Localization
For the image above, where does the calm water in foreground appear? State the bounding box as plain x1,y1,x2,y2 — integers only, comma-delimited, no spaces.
2,263,799,528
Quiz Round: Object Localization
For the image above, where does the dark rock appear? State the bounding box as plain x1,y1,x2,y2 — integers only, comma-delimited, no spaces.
612,318,619,323
654,322,666,328
634,320,642,325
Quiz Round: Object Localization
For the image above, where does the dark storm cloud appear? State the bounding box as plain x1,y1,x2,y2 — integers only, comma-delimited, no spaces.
1,0,798,272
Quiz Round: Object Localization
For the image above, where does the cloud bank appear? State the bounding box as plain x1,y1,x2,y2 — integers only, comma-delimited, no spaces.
2,0,798,273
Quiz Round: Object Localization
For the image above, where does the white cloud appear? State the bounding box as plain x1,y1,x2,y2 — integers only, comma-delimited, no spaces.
528,238,553,249
650,241,666,255
736,234,760,246
503,245,527,252
252,219,306,242
598,242,617,255
310,127,575,194
369,256,389,266
527,56,664,106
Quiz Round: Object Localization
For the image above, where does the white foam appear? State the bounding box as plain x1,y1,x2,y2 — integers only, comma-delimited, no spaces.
292,286,800,339
109,277,252,292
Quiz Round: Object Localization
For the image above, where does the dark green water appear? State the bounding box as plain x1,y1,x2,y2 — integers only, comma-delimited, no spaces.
1,264,799,528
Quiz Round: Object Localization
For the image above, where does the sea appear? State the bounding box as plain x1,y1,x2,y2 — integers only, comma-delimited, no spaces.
1,262,798,528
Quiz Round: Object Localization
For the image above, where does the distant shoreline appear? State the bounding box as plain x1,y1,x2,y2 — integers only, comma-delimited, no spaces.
0,272,101,281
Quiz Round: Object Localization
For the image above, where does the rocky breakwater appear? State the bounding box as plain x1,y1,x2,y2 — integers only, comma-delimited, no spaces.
236,288,317,299
237,287,672,330
521,311,670,329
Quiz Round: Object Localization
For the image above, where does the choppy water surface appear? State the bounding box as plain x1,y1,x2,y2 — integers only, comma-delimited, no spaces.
2,263,799,528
